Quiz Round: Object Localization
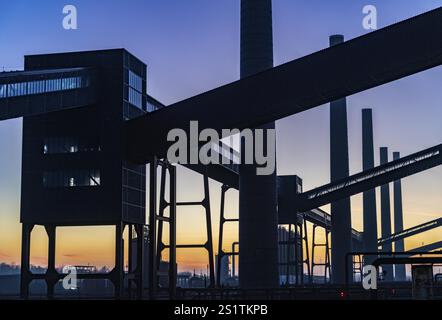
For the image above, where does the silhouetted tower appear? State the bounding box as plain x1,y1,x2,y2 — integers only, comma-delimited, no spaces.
380,147,394,281
239,0,279,289
362,109,378,263
329,34,352,284
393,151,406,281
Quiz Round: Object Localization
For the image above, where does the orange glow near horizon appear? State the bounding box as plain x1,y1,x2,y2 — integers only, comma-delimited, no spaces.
0,165,441,275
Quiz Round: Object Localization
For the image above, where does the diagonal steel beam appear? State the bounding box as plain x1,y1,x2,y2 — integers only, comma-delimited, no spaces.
296,144,442,212
378,217,442,246
126,7,442,162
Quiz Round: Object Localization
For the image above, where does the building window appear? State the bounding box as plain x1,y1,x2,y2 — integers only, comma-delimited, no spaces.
0,76,85,100
43,137,99,154
43,170,101,188
127,70,143,109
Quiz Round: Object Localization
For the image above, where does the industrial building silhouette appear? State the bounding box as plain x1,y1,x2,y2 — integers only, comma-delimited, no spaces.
0,0,441,299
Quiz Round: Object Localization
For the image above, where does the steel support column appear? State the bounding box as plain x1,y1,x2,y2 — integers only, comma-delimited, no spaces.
148,157,158,299
239,0,279,290
20,223,34,299
362,109,378,264
113,222,125,299
217,185,239,287
45,225,57,299
393,151,406,281
380,147,394,281
329,35,352,285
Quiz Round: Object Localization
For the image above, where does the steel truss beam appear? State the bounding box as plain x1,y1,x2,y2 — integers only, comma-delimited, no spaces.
297,144,441,212
378,217,442,246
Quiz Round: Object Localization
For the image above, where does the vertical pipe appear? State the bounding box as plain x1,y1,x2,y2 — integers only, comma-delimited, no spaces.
393,152,406,281
203,173,216,288
149,157,158,298
169,165,177,298
128,224,133,298
362,109,378,264
217,185,228,287
329,34,352,284
239,0,279,289
380,147,394,281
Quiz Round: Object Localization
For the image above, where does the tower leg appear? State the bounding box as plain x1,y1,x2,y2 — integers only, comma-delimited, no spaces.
20,224,34,299
135,224,144,299
149,157,158,299
113,222,125,299
217,185,228,287
45,225,57,299
203,173,215,288
169,165,177,298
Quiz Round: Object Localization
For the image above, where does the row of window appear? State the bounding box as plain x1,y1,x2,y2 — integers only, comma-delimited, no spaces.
128,87,142,109
0,76,85,99
43,170,101,188
146,101,160,112
127,70,143,110
43,137,100,154
128,70,142,92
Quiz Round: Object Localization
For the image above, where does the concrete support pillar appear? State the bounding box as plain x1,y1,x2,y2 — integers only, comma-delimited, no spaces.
114,222,124,298
329,35,352,284
380,147,394,281
393,152,407,281
45,225,57,299
239,0,279,289
362,109,378,264
20,224,34,299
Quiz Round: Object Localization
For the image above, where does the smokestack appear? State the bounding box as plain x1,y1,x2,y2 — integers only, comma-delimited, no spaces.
380,147,394,281
393,152,406,281
329,34,352,284
239,0,279,289
362,109,378,263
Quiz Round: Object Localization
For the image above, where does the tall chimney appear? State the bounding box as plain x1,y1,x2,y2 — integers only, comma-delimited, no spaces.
380,147,394,281
393,152,406,281
329,35,352,284
362,109,378,263
239,0,279,289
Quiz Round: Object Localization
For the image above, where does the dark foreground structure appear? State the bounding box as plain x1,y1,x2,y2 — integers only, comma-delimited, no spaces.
0,2,442,299
18,50,153,298
239,0,279,290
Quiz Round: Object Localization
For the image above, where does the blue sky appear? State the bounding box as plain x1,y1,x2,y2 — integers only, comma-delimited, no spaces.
0,1,441,270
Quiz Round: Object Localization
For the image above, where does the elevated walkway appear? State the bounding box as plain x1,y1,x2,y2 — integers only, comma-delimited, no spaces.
0,67,96,120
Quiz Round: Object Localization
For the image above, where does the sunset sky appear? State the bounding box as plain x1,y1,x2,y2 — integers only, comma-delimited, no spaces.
0,0,441,274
